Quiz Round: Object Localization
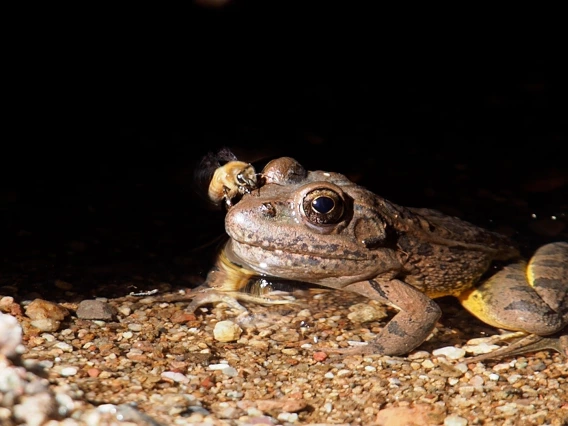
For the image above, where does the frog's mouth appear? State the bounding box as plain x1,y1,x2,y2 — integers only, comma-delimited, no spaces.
228,238,373,261
226,239,382,285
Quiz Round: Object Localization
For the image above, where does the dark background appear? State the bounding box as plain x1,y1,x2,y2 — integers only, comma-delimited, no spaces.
2,3,567,297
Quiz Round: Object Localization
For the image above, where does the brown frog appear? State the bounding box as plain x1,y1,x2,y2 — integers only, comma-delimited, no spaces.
189,157,568,360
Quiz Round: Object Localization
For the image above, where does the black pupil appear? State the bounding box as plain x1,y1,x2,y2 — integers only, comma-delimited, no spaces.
312,196,334,214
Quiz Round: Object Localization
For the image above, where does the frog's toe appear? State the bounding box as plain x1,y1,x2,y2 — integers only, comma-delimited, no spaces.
318,343,384,358
185,286,249,313
467,332,568,363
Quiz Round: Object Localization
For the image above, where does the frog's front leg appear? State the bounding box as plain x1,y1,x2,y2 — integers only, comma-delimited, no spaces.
458,242,568,360
186,246,297,313
333,279,442,356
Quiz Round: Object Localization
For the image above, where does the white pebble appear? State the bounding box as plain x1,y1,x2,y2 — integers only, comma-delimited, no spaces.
388,378,401,386
161,371,189,383
213,320,242,342
60,366,78,376
278,412,299,422
444,414,468,426
209,363,231,370
364,365,376,372
492,362,511,372
433,346,466,359
221,367,238,377
40,333,56,342
54,342,73,352
489,373,500,381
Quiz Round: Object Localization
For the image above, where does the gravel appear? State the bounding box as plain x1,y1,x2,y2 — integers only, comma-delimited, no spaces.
1,286,567,425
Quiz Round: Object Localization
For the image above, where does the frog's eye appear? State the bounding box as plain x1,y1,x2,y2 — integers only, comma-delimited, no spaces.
302,188,344,225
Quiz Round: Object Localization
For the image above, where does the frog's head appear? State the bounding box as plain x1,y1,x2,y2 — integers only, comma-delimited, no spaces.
224,157,401,288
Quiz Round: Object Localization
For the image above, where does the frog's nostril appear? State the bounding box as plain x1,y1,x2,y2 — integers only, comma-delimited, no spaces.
260,202,276,218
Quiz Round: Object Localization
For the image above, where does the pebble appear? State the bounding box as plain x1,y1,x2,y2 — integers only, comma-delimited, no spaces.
347,302,387,322
127,323,142,331
432,346,466,360
54,342,73,352
161,371,190,383
213,320,242,342
59,366,78,376
25,299,69,332
444,414,468,426
313,351,328,361
220,366,238,377
0,313,23,357
76,300,116,320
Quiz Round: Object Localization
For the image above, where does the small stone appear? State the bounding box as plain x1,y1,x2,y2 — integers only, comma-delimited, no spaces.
0,313,23,357
161,371,190,383
87,368,101,377
433,346,466,360
25,299,69,320
209,363,231,370
59,366,78,376
76,300,116,321
54,342,73,352
213,320,242,342
30,319,61,332
408,351,430,360
221,367,238,377
444,414,468,426
127,323,142,332
25,299,69,332
277,412,299,422
469,375,484,388
313,351,328,362
492,362,512,372
347,303,387,322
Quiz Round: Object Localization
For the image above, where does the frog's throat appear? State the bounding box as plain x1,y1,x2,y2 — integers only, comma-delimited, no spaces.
213,247,259,292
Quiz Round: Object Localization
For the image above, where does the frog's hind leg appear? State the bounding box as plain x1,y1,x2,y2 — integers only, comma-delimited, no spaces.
526,242,568,322
458,242,568,359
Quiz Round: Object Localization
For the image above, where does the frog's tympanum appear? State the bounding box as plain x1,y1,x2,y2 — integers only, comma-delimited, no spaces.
189,157,568,360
